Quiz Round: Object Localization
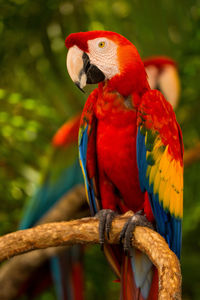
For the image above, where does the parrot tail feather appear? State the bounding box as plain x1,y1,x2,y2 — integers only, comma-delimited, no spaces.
50,246,84,300
121,255,141,300
121,250,158,300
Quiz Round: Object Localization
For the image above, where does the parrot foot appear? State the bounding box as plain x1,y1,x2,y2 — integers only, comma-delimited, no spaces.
95,209,117,250
119,210,154,255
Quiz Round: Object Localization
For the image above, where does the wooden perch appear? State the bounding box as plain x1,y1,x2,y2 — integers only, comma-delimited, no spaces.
0,212,181,300
0,185,89,300
0,140,197,299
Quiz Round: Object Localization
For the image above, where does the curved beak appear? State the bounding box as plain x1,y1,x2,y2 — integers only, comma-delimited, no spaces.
66,46,86,92
66,46,105,92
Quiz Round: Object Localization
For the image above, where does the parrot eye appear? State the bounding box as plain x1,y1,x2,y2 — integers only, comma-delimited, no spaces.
98,41,106,48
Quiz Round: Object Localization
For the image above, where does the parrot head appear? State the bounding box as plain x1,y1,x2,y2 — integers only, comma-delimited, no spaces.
65,31,149,96
143,56,180,109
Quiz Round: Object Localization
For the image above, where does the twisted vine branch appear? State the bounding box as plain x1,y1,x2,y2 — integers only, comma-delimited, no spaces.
0,212,181,300
0,185,89,300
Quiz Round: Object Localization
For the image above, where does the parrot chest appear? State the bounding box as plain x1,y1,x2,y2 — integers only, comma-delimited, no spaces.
95,94,145,212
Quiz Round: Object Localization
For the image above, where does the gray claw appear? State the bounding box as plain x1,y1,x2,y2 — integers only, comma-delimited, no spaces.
95,209,117,250
120,211,154,255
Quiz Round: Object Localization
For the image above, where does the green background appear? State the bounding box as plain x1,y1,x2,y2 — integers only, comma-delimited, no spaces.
0,0,200,299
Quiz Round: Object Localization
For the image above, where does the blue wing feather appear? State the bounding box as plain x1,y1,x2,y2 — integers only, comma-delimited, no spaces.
79,125,98,215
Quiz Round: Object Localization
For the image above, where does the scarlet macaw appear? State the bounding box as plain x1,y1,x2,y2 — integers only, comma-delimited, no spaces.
20,114,84,300
19,54,180,299
65,31,183,300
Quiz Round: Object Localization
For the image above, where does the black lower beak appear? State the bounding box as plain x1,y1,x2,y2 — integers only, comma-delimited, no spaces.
82,52,105,84
75,81,85,93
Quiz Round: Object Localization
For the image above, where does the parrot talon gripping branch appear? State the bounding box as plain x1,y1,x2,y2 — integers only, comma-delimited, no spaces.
119,210,155,254
65,30,183,300
95,208,118,249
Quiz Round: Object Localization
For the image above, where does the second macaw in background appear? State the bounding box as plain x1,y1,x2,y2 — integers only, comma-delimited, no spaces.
143,56,180,109
66,30,183,300
19,50,181,298
19,114,84,300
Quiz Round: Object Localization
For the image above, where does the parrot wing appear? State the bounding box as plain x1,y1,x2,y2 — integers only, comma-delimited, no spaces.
79,89,125,280
136,89,183,258
78,89,101,216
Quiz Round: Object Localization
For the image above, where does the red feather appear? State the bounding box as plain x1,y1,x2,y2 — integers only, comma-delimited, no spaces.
52,114,81,147
65,31,132,52
138,90,183,162
143,56,177,69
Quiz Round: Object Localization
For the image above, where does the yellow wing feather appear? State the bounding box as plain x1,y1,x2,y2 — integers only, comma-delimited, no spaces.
145,134,183,218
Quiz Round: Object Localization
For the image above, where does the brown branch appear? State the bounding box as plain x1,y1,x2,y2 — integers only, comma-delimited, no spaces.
2,138,196,299
0,212,181,300
0,185,88,300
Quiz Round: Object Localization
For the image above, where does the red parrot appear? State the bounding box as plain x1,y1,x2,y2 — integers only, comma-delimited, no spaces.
65,31,183,299
18,52,181,299
20,114,84,300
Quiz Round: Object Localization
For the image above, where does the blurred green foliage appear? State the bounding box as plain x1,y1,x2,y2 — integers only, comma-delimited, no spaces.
0,0,200,299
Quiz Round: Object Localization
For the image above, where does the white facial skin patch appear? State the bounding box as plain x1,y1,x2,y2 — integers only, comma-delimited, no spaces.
87,38,120,80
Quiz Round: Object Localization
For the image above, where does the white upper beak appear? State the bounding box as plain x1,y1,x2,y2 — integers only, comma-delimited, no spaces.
66,45,87,89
